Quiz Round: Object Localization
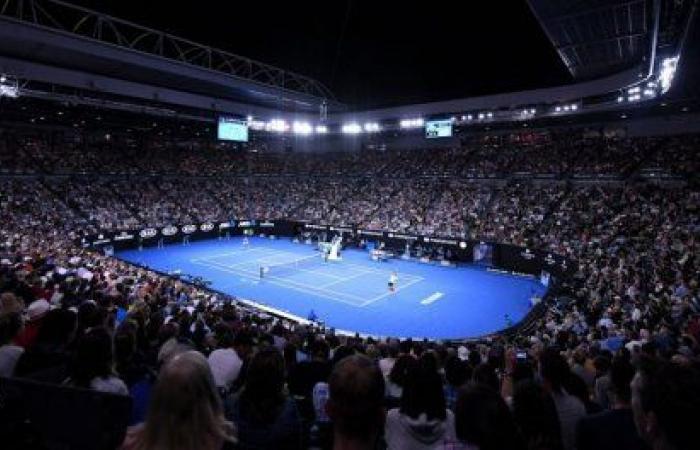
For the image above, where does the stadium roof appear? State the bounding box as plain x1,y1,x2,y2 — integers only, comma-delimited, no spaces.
527,0,697,80
0,0,343,114
0,0,696,123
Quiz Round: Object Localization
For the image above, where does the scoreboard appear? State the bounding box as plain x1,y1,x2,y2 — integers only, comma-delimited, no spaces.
217,116,249,142
425,119,453,138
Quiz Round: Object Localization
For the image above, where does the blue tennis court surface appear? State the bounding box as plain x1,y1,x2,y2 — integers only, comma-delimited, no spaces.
117,237,547,339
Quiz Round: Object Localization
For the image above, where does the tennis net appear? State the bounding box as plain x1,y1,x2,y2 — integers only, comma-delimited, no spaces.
261,253,324,278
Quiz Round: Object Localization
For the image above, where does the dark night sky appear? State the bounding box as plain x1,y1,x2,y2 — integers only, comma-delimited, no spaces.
69,1,572,108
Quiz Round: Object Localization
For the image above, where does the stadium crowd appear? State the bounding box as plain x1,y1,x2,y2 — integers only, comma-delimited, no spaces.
0,124,699,450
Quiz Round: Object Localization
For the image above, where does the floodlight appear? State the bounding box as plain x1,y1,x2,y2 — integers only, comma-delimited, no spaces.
292,122,312,135
315,125,328,134
342,123,362,134
659,56,679,93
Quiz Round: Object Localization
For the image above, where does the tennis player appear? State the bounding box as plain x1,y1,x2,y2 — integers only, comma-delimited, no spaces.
388,271,398,292
242,236,250,249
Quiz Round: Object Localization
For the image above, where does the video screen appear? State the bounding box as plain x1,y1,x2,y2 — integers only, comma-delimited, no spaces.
425,120,453,138
217,116,249,142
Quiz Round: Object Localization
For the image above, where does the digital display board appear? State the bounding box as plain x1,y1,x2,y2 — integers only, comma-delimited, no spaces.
217,116,249,142
425,120,453,138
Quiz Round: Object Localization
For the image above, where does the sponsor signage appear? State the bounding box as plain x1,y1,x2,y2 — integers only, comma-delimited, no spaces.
259,221,275,228
388,233,418,241
219,222,233,229
113,232,135,241
162,226,178,236
200,223,215,232
182,224,197,234
425,237,458,246
357,229,384,237
330,226,353,233
140,228,157,239
305,224,327,230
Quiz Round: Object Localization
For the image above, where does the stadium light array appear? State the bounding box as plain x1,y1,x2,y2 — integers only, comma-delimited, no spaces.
478,113,485,120
364,122,381,132
0,75,19,98
487,112,493,118
315,125,328,134
292,121,313,135
248,120,266,131
342,123,362,134
554,103,578,113
399,118,424,128
266,119,289,133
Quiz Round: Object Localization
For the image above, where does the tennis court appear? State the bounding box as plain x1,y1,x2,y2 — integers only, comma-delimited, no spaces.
116,237,547,339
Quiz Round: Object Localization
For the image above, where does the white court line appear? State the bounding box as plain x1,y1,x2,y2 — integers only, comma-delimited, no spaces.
206,250,351,281
202,248,424,283
192,259,369,306
207,252,425,289
420,292,444,305
191,248,426,307
359,276,425,307
317,270,371,289
224,259,344,281
197,247,272,259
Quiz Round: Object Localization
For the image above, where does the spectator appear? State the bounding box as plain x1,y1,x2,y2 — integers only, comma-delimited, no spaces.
0,311,24,376
631,360,700,450
576,356,647,450
539,348,586,450
65,326,128,395
121,350,236,450
14,298,50,348
326,354,386,450
379,342,399,379
386,354,417,405
227,346,303,450
0,292,23,315
207,329,243,393
454,383,526,450
14,308,76,383
512,380,564,450
385,354,457,449
443,355,471,410
288,338,332,400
